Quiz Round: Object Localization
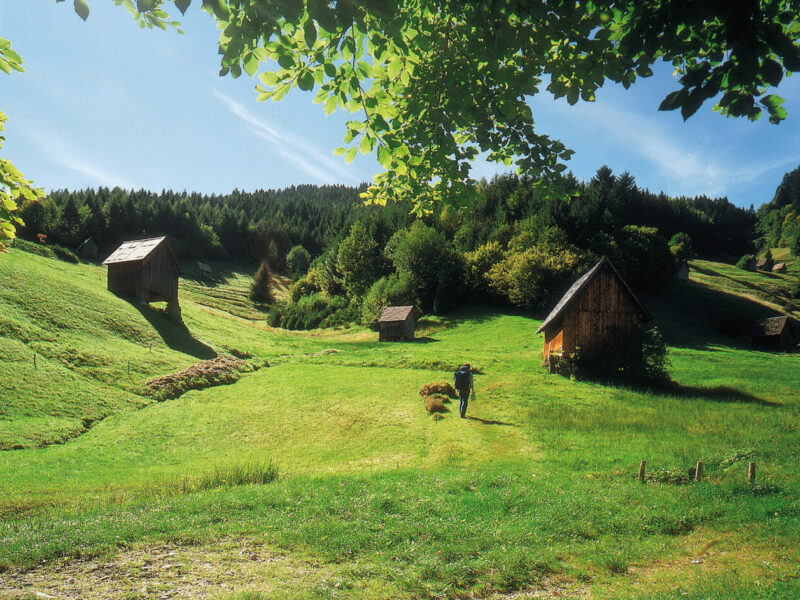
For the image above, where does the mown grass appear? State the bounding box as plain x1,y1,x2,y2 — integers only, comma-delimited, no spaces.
0,249,798,598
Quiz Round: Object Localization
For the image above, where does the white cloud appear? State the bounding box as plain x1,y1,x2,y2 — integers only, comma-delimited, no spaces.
538,98,800,197
212,90,360,184
23,128,137,190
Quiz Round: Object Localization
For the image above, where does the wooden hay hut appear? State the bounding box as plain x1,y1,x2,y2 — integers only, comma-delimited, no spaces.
752,316,795,351
378,305,415,341
772,262,787,273
103,236,180,316
537,258,651,366
756,257,772,271
194,261,213,279
676,261,690,282
77,237,98,259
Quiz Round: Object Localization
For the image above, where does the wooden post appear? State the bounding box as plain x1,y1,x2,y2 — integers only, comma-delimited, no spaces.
748,462,756,484
638,460,646,483
33,353,37,370
695,460,703,482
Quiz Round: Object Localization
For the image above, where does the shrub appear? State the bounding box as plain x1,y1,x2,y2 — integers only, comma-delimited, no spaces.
250,261,274,304
14,239,56,259
668,232,695,262
463,241,505,303
419,382,457,398
423,395,447,414
736,253,756,270
269,292,350,330
51,244,80,263
287,245,311,279
178,460,279,493
289,272,321,303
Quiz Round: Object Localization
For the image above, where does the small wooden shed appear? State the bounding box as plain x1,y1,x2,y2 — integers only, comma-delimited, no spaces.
676,261,690,282
537,258,651,365
378,305,415,341
77,237,98,259
756,257,773,271
772,262,787,273
103,236,180,316
194,261,213,279
752,316,795,351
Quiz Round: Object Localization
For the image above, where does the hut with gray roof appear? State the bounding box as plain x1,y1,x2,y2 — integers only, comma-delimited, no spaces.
537,258,651,367
378,305,415,341
752,316,795,351
103,236,180,316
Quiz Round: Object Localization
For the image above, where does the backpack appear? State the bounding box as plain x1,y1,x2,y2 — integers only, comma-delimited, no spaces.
454,368,470,389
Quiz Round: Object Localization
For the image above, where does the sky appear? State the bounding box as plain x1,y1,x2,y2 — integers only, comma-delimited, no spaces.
3,3,800,209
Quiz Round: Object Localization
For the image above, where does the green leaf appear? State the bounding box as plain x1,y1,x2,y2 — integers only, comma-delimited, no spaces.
137,0,158,11
73,0,90,21
298,71,315,91
174,0,191,15
377,144,392,168
324,95,338,115
333,146,347,156
243,54,259,77
303,20,317,47
345,146,358,163
259,71,279,86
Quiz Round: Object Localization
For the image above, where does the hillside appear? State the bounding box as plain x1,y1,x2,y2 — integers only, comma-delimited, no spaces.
0,248,799,599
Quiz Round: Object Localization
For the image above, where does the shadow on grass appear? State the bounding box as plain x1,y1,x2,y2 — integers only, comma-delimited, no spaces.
131,303,217,359
413,336,439,344
657,381,781,407
467,416,517,426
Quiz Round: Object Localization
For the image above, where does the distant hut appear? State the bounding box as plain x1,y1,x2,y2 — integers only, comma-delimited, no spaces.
756,257,772,271
676,261,690,282
772,262,787,274
378,305,415,341
194,261,213,279
739,256,756,271
752,316,795,351
537,258,651,367
102,236,180,317
76,237,98,260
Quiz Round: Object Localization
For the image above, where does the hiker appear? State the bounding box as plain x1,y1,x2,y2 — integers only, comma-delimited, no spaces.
453,363,475,419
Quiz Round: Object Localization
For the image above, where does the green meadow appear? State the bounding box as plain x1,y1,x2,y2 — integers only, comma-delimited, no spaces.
1,248,798,599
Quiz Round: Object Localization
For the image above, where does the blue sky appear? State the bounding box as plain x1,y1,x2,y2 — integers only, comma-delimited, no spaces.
3,3,800,208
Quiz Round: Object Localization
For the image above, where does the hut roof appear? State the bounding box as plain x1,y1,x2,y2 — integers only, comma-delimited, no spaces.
536,258,650,334
378,305,414,323
196,262,213,273
752,316,789,337
756,258,769,268
77,237,95,249
772,262,786,271
103,237,169,265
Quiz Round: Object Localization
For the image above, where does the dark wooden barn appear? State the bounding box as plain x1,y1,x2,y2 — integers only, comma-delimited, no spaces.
194,261,213,279
77,237,98,259
103,236,180,316
756,257,772,271
752,316,795,351
378,305,415,341
537,258,651,366
772,262,787,274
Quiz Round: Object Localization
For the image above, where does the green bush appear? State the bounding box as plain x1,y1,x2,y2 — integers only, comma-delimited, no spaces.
736,254,756,270
575,326,670,384
463,241,504,303
287,245,311,279
269,292,350,330
14,239,56,259
51,245,80,264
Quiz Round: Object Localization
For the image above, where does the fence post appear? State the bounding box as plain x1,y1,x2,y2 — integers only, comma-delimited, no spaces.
638,460,646,483
34,353,37,370
695,460,703,482
748,462,756,484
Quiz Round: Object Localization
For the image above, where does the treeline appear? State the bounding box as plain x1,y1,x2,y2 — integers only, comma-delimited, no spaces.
758,164,800,257
18,168,757,328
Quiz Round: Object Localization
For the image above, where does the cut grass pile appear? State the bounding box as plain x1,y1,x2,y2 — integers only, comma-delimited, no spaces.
423,394,448,414
144,354,251,400
419,381,457,397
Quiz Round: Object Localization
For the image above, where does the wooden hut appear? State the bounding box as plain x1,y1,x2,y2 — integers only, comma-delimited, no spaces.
194,261,213,279
772,262,787,274
378,305,415,341
739,256,756,272
77,237,98,259
676,261,690,282
752,316,795,351
102,236,180,316
537,258,651,366
756,257,772,271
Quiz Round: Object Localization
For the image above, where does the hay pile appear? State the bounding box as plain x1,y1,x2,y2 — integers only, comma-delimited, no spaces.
145,354,250,400
419,382,457,398
423,394,449,414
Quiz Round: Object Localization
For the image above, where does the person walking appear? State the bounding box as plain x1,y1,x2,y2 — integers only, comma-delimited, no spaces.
453,363,475,419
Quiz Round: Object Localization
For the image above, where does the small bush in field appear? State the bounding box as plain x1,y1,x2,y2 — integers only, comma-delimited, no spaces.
51,245,80,263
424,395,447,414
419,382,457,398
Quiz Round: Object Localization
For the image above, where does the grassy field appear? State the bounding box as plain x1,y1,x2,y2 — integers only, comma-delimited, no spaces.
0,248,798,599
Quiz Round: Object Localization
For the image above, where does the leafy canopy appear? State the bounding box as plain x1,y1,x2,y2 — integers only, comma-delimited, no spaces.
2,0,800,245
